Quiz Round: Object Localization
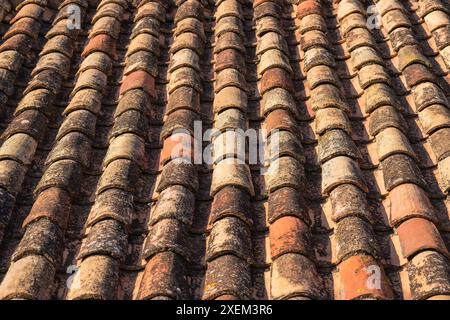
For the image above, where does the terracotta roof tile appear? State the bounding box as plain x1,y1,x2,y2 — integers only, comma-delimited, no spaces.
137,251,187,300
271,253,325,299
23,186,71,228
0,0,448,300
396,217,449,259
336,254,394,300
67,254,120,300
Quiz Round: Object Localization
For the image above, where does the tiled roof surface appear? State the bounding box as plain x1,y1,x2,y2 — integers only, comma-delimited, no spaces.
0,0,449,300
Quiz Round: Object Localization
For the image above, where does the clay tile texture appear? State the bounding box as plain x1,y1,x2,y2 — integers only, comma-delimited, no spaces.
0,0,449,302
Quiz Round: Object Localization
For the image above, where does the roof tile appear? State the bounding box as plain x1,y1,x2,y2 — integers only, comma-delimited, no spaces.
157,160,199,193
376,127,416,162
329,183,371,223
418,104,450,134
261,87,298,118
170,32,204,55
368,105,405,137
203,254,251,300
438,155,450,193
398,45,432,71
334,216,379,263
265,156,305,192
303,46,335,72
57,109,96,140
168,86,201,114
214,86,246,113
340,12,366,36
429,128,450,161
67,255,120,300
299,13,326,34
175,16,206,40
210,185,252,225
345,27,376,51
0,159,27,195
143,218,191,262
0,133,38,165
211,160,254,196
215,48,245,73
124,51,158,76
269,215,311,259
267,130,305,163
403,63,436,88
264,108,299,136
318,129,360,163
260,67,294,94
310,84,350,113
432,25,450,50
45,132,91,168
397,217,448,259
423,9,450,32
0,34,33,56
381,9,411,34
258,48,292,76
300,29,331,51
296,0,322,20
358,64,390,89
161,109,198,139
170,66,203,93
103,133,146,169
87,188,133,227
82,34,116,57
120,70,155,97
315,107,351,135
407,251,450,299
337,254,393,300
96,159,139,194
206,216,252,262
412,81,449,111
23,188,70,229
4,17,41,40
137,251,187,300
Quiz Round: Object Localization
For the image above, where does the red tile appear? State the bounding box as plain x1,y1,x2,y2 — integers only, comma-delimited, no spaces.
389,183,436,226
138,252,187,300
403,63,435,88
0,34,32,55
82,34,116,58
260,67,294,95
264,108,298,137
119,70,155,98
23,187,71,229
297,1,322,19
269,216,311,259
160,133,193,165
